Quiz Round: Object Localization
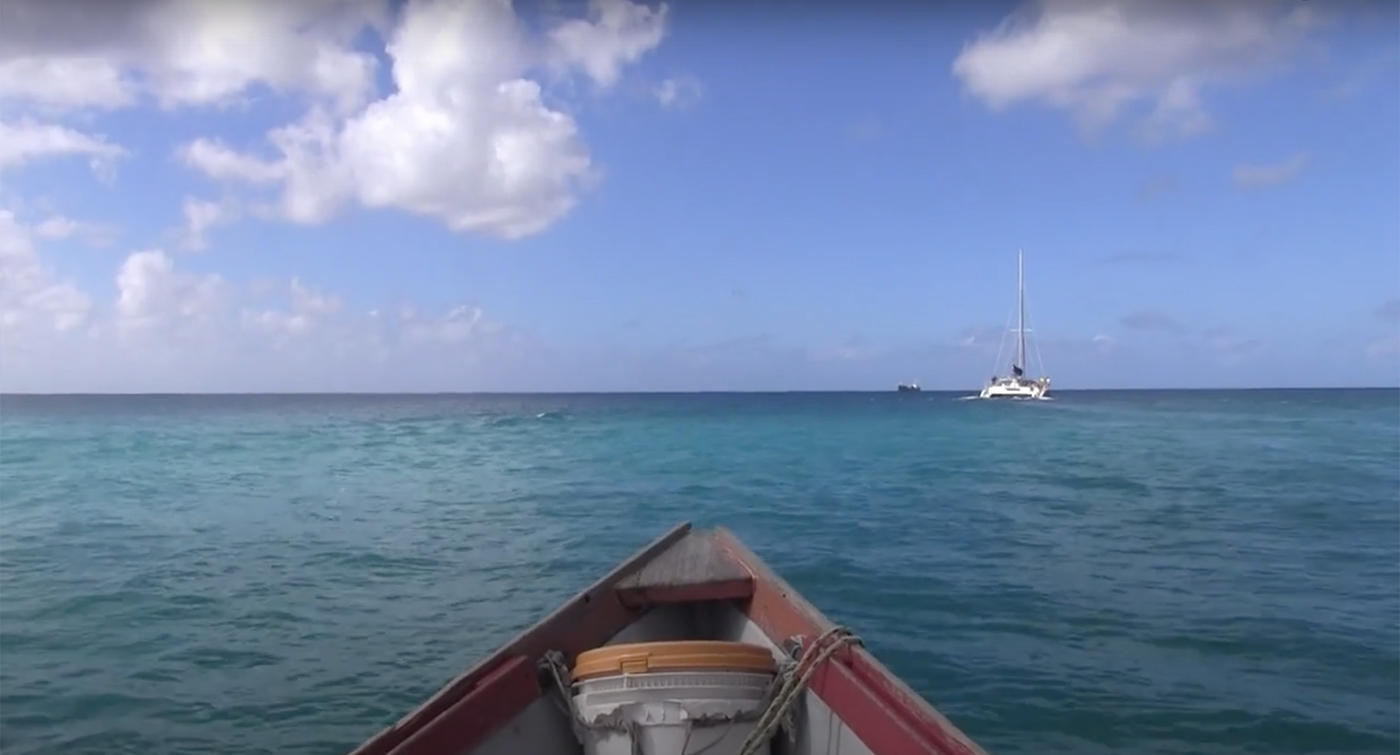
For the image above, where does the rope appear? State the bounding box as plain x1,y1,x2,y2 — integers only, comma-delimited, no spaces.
736,626,862,755
990,302,1014,378
539,650,592,742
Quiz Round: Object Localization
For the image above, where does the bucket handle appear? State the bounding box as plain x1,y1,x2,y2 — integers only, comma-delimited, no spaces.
617,653,651,675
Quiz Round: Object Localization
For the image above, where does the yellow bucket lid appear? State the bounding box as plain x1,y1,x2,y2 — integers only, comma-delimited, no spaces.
571,640,777,681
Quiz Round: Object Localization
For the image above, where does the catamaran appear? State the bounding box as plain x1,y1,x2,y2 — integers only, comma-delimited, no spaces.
978,249,1050,400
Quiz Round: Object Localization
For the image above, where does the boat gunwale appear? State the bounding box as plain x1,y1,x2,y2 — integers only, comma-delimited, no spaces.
347,521,694,755
713,528,989,755
347,522,991,755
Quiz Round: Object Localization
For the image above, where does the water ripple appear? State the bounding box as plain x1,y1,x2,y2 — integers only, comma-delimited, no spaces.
0,390,1396,755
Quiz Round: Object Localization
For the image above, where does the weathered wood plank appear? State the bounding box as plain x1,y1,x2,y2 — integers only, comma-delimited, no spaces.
617,578,755,608
615,530,752,590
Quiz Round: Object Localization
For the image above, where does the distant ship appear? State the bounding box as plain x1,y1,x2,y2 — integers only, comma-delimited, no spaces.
978,250,1050,400
897,382,921,393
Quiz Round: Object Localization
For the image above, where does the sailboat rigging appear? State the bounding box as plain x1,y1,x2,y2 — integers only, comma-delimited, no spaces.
978,250,1050,400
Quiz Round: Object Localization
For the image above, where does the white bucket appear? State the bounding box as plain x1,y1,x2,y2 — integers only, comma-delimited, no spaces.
573,669,774,755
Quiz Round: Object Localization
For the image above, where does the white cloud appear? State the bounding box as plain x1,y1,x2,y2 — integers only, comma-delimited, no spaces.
31,214,117,246
177,140,286,184
549,0,669,89
172,0,667,238
952,0,1321,139
6,217,1013,392
401,304,500,346
0,56,136,111
114,249,233,339
241,277,344,344
33,216,86,240
0,0,387,113
138,1,384,113
1232,152,1308,190
179,196,240,251
0,217,519,392
0,119,126,176
655,75,702,109
0,0,385,188
0,211,93,336
0,0,669,241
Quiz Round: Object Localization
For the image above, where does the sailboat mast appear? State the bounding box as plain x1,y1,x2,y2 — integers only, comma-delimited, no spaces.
1016,249,1025,373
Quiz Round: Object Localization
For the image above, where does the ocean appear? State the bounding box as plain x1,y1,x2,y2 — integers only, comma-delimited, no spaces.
0,390,1396,755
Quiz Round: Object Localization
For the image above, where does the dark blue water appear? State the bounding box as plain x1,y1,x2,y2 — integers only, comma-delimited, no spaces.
1,390,1396,755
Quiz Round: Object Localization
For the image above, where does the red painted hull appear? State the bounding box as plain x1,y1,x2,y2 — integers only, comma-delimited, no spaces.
348,522,989,755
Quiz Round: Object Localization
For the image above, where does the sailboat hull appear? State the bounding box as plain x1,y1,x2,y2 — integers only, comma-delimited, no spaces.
978,378,1049,400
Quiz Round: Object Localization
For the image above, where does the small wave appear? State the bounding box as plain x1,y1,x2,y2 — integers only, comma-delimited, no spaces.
484,411,567,426
1,391,1394,755
158,647,284,671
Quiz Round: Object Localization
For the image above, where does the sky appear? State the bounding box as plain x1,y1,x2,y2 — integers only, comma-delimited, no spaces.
0,0,1396,393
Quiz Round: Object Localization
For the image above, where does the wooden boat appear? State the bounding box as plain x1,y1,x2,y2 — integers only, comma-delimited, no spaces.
348,522,990,755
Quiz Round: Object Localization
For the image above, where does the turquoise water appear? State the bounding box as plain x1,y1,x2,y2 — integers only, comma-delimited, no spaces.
1,390,1396,755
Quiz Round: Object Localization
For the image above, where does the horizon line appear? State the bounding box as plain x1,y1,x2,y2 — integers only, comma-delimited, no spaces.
2,386,1397,397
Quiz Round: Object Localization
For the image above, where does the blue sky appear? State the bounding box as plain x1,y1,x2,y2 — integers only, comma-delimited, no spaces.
0,0,1396,392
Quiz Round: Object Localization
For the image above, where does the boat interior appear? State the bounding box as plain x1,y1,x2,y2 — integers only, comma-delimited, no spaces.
351,524,984,755
474,603,868,755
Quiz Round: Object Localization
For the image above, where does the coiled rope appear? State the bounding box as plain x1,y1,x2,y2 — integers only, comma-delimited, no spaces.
736,626,861,755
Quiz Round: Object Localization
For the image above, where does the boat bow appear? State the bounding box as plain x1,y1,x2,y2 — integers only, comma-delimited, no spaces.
349,523,990,755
